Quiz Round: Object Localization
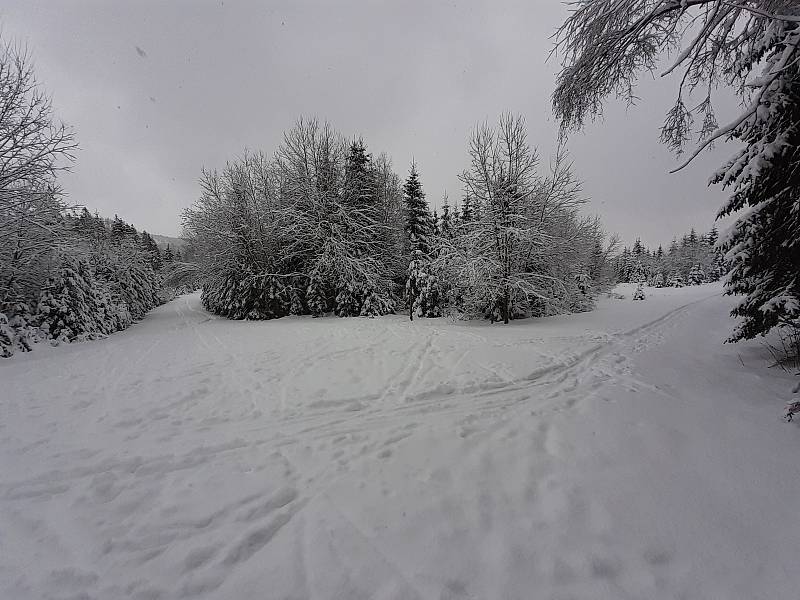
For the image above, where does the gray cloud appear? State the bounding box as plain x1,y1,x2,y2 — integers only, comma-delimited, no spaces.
1,0,735,247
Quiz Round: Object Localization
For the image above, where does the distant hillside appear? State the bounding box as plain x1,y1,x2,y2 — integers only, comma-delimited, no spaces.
152,234,188,251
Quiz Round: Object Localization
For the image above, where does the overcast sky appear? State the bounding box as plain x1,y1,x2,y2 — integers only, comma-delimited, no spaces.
2,0,736,248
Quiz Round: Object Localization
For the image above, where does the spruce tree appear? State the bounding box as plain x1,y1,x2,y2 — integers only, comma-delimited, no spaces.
36,255,116,342
334,282,361,317
405,250,440,320
461,195,473,222
706,226,719,248
403,162,432,254
344,139,377,209
688,264,706,286
714,74,800,340
306,267,330,317
110,215,128,240
440,193,452,238
140,232,163,271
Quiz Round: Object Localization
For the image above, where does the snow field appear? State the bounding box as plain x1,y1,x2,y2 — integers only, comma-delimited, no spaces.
1,282,799,599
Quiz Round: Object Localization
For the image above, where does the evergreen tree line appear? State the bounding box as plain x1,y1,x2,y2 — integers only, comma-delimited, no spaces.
1,208,167,357
612,227,726,287
183,114,618,324
0,38,163,357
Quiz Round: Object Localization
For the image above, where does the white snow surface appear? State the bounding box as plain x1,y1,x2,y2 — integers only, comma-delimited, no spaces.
2,283,799,599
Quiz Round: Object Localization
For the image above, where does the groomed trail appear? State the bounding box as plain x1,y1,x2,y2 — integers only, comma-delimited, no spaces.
2,283,799,600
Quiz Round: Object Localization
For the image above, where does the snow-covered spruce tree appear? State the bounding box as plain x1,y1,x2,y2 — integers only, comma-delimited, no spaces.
633,284,646,301
460,194,473,223
288,285,305,316
670,273,685,288
406,249,440,320
360,285,395,317
630,260,647,284
651,272,665,288
79,215,163,324
688,264,706,286
305,266,331,317
403,161,433,255
36,254,116,342
553,0,800,343
0,295,42,357
713,29,800,340
402,162,441,319
0,314,14,358
140,232,163,271
110,261,161,321
440,193,453,238
343,139,377,212
334,281,362,317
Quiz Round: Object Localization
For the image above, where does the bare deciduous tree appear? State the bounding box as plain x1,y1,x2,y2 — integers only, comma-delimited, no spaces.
435,114,601,323
0,37,77,308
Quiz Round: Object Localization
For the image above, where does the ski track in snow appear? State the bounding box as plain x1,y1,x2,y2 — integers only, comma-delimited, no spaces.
1,283,799,599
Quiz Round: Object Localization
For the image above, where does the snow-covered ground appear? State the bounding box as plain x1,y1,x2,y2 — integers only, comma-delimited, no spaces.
2,283,799,600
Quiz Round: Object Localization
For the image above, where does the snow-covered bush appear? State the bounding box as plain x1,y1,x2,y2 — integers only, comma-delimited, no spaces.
633,285,645,301
0,296,47,357
23,235,163,350
650,272,665,288
306,268,331,317
360,286,395,317
36,255,113,342
406,250,440,320
334,282,362,317
202,271,291,320
288,289,305,316
0,314,13,358
0,310,43,357
688,264,706,286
